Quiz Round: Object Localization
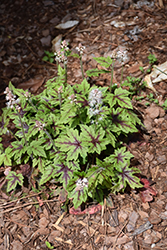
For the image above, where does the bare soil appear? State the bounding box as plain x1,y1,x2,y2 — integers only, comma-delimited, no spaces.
0,0,167,249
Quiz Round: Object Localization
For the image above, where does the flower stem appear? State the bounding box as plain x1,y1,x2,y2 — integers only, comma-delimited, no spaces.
58,93,62,114
44,129,58,151
17,110,28,147
120,64,124,85
110,60,115,92
80,56,84,80
64,63,67,87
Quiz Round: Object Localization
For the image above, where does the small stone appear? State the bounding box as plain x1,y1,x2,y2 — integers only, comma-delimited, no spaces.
159,211,167,220
149,210,161,225
11,241,23,250
151,230,162,243
40,15,48,23
80,228,87,236
64,227,71,234
39,217,49,228
144,117,152,131
124,241,135,250
145,152,154,161
157,155,166,164
159,108,165,117
48,230,62,242
129,211,139,224
143,231,152,244
146,106,159,119
138,210,149,219
50,16,59,24
119,210,128,221
40,35,51,46
142,202,150,210
107,226,116,234
42,29,50,37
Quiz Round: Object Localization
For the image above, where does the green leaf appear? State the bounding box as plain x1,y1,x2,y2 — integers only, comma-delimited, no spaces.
81,124,109,154
93,56,113,68
40,164,55,185
45,241,54,249
55,128,88,161
53,160,79,187
108,87,133,109
74,78,90,95
28,140,46,158
105,147,134,171
42,56,49,61
86,68,110,77
6,171,24,192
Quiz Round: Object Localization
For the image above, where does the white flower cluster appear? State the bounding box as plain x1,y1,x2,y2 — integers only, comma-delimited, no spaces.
111,47,129,64
61,40,69,51
76,43,85,55
4,87,20,110
88,88,103,118
75,177,88,191
35,120,45,131
55,50,68,64
55,40,69,64
116,49,129,63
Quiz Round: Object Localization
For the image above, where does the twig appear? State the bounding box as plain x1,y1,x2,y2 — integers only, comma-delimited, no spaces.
5,215,36,229
112,220,129,250
0,191,43,209
87,214,95,250
24,40,38,58
0,198,58,214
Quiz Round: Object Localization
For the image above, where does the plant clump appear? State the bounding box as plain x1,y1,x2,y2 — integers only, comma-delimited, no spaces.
0,41,143,209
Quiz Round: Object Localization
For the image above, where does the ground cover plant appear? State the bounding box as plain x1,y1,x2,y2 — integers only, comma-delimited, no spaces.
0,41,144,210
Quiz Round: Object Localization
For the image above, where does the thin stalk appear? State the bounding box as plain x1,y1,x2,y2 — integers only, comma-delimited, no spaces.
44,129,58,151
17,110,28,147
28,98,38,112
8,129,19,141
64,62,67,87
56,60,59,69
120,64,124,85
58,93,62,113
80,56,84,80
110,60,115,92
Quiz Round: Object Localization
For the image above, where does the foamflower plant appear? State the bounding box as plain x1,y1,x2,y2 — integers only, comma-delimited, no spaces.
0,42,143,209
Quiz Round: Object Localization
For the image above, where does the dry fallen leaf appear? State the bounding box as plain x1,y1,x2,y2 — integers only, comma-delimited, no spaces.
17,76,45,93
52,34,62,53
55,20,79,29
144,74,157,93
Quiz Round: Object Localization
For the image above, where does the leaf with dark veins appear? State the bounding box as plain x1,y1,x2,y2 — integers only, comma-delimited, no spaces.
109,87,133,109
55,128,88,161
54,160,79,187
81,124,109,154
6,171,24,192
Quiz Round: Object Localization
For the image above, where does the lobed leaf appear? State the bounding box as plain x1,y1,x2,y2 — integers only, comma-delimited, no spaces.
108,87,133,109
81,124,109,154
105,147,134,171
55,128,88,161
6,171,24,192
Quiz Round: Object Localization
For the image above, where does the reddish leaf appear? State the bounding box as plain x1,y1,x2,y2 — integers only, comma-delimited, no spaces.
69,203,102,215
137,175,158,203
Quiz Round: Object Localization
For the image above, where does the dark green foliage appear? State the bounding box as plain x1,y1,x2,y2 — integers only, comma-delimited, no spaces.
0,55,143,209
